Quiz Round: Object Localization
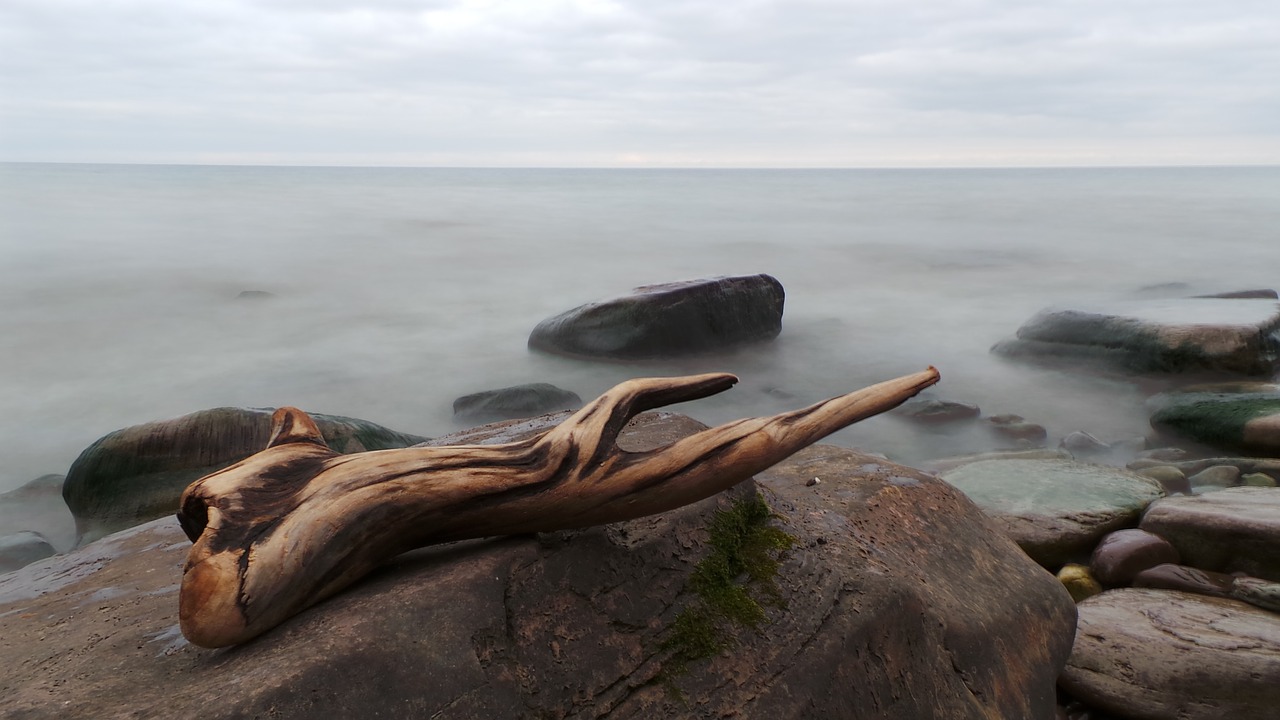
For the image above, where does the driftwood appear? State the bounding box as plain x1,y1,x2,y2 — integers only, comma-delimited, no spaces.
177,368,940,648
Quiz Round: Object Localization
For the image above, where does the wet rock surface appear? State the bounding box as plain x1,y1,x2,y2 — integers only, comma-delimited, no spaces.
0,474,74,553
452,382,582,423
528,274,785,360
1060,588,1280,720
992,298,1280,375
940,459,1166,567
0,413,1075,720
62,407,427,546
1139,487,1280,581
1089,529,1180,587
1148,382,1280,456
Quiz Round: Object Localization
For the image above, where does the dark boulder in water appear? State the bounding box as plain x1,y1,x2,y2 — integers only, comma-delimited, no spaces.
529,274,785,360
63,407,427,546
0,531,56,572
452,383,582,423
1147,382,1280,456
991,299,1280,375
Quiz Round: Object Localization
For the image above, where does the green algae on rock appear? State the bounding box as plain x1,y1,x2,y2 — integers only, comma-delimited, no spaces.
1148,383,1280,456
660,492,795,676
941,458,1165,567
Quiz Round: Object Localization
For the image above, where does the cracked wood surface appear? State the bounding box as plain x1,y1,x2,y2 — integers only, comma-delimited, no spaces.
177,368,941,648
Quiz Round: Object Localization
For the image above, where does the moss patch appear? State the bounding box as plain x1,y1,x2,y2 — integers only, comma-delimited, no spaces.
660,491,795,677
1152,396,1280,449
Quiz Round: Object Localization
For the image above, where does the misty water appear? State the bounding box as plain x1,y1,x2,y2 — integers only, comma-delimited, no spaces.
2,163,1279,494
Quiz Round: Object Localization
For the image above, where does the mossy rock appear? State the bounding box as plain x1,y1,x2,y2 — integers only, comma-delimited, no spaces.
941,458,1166,567
1148,383,1280,455
63,407,427,545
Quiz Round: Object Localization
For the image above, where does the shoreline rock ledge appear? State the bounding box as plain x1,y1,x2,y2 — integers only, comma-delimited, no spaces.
0,412,1074,720
991,298,1280,375
528,274,785,360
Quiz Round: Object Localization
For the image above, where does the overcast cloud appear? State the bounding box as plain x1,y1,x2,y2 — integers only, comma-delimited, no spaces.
2,0,1277,166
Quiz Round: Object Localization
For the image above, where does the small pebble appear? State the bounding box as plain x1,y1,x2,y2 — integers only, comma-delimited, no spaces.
806,477,821,487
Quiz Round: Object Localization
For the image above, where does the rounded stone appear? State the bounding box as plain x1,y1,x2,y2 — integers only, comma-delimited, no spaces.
1187,465,1240,489
0,531,56,573
452,383,582,423
1090,529,1181,587
940,459,1166,568
1133,465,1191,496
1060,588,1280,720
1057,563,1102,602
1242,472,1277,487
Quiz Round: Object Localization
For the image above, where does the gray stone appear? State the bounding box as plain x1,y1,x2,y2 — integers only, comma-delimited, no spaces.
1133,564,1280,614
452,383,582,423
63,407,427,546
1187,464,1240,489
1060,588,1280,720
1148,383,1280,455
892,396,981,423
0,474,75,552
0,413,1075,720
1133,465,1191,496
0,531,56,573
985,414,1048,444
1060,431,1110,455
991,299,1280,375
940,459,1166,568
528,274,785,360
1140,487,1280,581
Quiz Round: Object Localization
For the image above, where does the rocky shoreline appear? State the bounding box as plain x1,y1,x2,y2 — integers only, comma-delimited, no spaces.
3,275,1280,718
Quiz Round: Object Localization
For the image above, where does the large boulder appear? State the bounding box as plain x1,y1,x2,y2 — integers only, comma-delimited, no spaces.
63,407,427,546
1147,382,1280,456
1140,487,1280,581
452,383,582,423
1,413,1075,720
0,474,74,552
991,299,1280,375
528,274,785,360
1059,589,1280,720
940,459,1166,568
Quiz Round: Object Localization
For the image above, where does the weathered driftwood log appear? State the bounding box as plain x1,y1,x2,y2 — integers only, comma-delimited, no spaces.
177,368,940,648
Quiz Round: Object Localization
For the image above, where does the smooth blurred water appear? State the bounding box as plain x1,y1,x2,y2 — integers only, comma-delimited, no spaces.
2,163,1278,493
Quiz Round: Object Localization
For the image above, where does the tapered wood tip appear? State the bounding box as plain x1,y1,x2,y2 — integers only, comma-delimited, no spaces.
267,407,329,449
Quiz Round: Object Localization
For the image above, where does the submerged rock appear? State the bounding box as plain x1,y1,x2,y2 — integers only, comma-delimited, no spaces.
940,459,1166,568
892,396,981,423
63,407,427,546
1,413,1075,720
453,383,582,423
528,274,785,360
1148,382,1280,456
1060,588,1280,720
0,474,75,552
0,530,56,572
1140,487,1280,581
991,298,1280,375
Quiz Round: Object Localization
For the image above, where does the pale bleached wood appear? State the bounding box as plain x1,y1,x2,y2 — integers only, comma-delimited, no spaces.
177,367,940,648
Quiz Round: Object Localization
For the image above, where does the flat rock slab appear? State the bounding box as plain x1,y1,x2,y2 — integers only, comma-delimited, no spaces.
941,459,1166,567
991,299,1280,375
1060,588,1280,720
1148,382,1280,456
1140,486,1280,581
0,414,1075,720
528,274,785,360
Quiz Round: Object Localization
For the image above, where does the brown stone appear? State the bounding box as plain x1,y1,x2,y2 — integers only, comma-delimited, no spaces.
1140,487,1280,581
1090,529,1180,587
1060,588,1280,720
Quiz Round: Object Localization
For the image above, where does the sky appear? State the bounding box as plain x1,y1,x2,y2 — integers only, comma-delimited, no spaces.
1,0,1278,168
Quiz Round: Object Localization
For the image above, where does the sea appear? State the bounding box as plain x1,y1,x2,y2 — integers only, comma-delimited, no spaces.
2,163,1279,494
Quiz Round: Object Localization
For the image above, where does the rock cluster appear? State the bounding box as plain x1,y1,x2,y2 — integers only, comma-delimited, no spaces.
0,413,1075,720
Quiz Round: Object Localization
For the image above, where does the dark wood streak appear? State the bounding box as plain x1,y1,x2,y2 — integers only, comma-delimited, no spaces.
177,368,940,648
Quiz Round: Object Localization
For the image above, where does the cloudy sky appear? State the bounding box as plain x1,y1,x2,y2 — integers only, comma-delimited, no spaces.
2,0,1277,167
